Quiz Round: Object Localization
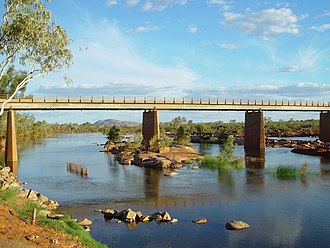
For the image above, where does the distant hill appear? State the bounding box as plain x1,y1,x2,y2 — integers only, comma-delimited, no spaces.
94,119,141,127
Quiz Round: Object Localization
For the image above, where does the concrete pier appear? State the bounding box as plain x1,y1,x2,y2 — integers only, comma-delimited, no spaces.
5,109,18,164
142,110,160,148
244,111,265,151
319,112,330,142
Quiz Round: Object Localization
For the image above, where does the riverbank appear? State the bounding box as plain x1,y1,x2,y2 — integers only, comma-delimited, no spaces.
0,166,106,248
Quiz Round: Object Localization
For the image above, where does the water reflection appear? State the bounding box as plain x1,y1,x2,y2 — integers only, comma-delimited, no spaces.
320,157,330,183
143,168,161,201
245,149,265,186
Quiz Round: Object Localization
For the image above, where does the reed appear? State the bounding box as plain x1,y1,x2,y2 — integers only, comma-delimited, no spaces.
275,166,299,178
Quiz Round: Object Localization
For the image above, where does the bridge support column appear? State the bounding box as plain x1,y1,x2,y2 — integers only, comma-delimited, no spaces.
142,110,160,148
319,111,330,142
244,111,265,151
5,109,18,164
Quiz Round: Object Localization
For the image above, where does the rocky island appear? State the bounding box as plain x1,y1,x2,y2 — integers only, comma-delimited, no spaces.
104,142,203,169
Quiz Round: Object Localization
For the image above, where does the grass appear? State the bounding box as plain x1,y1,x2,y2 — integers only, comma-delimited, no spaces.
270,164,319,180
200,155,243,170
275,166,299,179
0,187,106,248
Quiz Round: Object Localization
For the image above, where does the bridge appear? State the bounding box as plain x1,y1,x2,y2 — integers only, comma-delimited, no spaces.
2,96,330,168
4,96,330,111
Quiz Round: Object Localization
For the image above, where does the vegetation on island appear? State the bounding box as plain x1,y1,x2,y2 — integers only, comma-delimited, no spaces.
200,136,243,170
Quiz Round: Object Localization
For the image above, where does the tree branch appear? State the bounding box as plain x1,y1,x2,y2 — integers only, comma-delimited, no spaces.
0,70,46,116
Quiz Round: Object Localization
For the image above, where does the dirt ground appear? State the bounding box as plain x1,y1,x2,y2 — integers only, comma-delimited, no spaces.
0,203,85,248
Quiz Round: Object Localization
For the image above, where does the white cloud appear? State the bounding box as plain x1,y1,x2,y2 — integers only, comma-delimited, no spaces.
105,0,117,6
277,65,307,73
187,25,198,34
314,10,330,18
125,24,159,34
142,0,188,12
223,8,300,40
184,83,330,100
29,19,199,95
275,2,290,8
207,0,232,10
126,0,140,7
309,24,330,32
218,43,245,49
207,0,227,4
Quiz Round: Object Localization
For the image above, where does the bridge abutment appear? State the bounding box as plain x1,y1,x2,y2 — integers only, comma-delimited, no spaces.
5,109,18,164
319,111,330,142
244,111,265,151
142,110,160,148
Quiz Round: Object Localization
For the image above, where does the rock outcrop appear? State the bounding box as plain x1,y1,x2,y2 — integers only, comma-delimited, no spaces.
132,145,203,169
0,166,59,210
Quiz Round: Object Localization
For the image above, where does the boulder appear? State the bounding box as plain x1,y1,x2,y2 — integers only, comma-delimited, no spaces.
141,215,153,223
192,218,207,224
191,165,199,170
152,211,163,222
102,209,118,220
225,220,250,230
135,211,143,222
164,171,178,177
170,218,178,224
118,208,137,223
47,213,64,219
78,218,93,227
161,211,171,222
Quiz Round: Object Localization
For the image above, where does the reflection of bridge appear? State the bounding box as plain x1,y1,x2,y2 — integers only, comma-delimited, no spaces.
2,96,330,168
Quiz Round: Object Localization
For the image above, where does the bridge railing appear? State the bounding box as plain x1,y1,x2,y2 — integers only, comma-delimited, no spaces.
0,95,329,107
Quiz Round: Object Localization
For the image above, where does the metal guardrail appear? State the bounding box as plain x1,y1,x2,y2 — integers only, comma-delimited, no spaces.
0,95,329,106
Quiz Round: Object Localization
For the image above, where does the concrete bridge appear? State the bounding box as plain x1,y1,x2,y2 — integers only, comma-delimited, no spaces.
2,96,330,167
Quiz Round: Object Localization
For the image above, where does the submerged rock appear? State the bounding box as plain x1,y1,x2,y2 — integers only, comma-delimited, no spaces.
225,220,250,230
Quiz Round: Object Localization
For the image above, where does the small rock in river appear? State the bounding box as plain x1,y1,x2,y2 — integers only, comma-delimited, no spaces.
164,171,178,177
225,220,250,230
191,165,199,170
192,218,207,224
161,211,171,222
170,218,178,224
78,218,93,227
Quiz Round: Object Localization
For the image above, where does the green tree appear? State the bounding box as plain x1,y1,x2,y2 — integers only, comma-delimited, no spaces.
0,0,73,115
0,66,28,97
174,125,190,145
107,126,121,143
216,135,236,163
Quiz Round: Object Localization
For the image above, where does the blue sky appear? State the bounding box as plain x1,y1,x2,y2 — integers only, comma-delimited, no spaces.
22,0,330,123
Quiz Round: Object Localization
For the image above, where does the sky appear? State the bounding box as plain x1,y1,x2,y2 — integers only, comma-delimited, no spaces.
13,0,330,123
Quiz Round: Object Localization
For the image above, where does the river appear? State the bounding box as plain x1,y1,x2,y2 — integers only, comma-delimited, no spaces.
8,133,330,247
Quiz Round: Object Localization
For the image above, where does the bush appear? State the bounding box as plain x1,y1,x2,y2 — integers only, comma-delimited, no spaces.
200,136,242,170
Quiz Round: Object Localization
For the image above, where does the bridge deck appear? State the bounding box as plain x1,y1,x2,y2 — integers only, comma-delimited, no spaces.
1,97,330,111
